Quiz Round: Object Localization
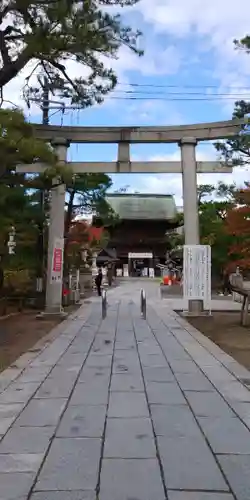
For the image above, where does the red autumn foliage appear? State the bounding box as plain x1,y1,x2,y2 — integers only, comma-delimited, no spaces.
67,220,104,248
226,186,250,270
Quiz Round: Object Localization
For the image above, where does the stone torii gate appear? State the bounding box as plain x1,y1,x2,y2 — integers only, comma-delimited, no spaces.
17,119,243,315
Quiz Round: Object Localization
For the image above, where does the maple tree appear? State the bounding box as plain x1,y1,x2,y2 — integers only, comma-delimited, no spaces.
66,220,109,269
225,183,250,271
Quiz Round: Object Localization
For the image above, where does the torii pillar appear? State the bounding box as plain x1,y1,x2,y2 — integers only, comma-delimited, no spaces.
43,138,69,316
180,137,203,314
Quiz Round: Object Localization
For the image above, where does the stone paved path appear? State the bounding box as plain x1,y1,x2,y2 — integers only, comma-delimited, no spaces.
1,281,250,499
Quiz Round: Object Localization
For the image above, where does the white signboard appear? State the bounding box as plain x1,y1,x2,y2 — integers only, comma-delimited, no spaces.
183,245,211,310
128,252,153,259
123,264,129,277
149,268,155,278
50,238,64,284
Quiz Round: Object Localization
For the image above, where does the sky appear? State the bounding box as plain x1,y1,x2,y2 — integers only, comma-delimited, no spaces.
3,0,250,206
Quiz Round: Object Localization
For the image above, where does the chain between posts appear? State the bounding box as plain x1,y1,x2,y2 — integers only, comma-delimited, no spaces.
140,289,146,319
102,290,107,319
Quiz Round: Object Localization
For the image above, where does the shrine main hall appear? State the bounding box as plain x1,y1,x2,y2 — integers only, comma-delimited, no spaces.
95,193,181,277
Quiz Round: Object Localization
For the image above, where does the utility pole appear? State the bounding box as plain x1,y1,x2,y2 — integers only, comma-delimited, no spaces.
42,76,49,126
36,76,50,292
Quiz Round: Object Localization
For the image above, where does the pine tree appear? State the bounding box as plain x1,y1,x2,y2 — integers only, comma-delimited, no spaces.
0,0,142,105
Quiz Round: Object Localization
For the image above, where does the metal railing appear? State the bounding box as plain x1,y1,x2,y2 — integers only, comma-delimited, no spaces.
140,289,146,319
102,290,107,319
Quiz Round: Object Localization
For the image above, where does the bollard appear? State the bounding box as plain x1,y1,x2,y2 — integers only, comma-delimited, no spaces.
102,290,107,319
140,289,146,319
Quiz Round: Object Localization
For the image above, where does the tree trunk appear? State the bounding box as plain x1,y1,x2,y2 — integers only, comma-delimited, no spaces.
0,50,30,88
64,189,75,277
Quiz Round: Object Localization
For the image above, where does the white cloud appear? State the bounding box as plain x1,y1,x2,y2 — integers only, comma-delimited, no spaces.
133,0,250,112
134,0,250,42
123,99,186,125
129,146,250,206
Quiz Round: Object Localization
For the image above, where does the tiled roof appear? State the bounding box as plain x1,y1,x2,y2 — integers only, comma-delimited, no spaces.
106,194,177,220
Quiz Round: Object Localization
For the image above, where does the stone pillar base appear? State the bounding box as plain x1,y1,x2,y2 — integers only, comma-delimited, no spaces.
181,300,211,317
36,309,68,320
181,310,212,317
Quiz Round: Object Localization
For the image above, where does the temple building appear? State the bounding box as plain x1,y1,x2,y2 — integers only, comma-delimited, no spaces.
95,193,180,277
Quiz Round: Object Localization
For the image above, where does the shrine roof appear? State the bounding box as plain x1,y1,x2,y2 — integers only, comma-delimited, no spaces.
106,194,177,220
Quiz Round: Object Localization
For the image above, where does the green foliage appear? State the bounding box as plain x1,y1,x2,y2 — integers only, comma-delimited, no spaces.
0,108,64,283
0,0,143,107
198,183,235,274
66,173,113,216
215,100,250,167
0,108,56,177
0,108,115,289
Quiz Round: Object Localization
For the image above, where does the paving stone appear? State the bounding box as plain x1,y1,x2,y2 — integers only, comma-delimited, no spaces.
67,342,92,354
35,438,101,491
151,404,203,437
112,361,141,374
115,339,136,350
30,345,68,367
57,353,86,368
158,436,228,491
78,366,110,382
110,373,144,392
0,426,54,453
168,359,200,373
70,382,109,405
34,377,76,399
159,344,190,361
17,366,51,384
174,372,214,391
0,417,16,436
114,351,140,362
146,381,187,405
31,492,96,500
167,493,234,500
48,365,82,380
0,403,23,419
92,344,113,355
0,472,35,499
218,454,250,500
108,392,149,417
104,417,156,458
138,345,163,356
85,354,112,368
57,405,106,437
143,366,175,382
231,402,250,427
0,453,44,472
0,382,39,404
185,391,235,417
112,352,141,374
202,365,236,384
99,458,165,500
218,381,250,402
0,369,23,393
15,399,67,427
198,416,250,454
139,354,167,368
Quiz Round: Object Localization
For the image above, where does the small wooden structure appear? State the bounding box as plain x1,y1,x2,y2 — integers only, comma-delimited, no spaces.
230,285,250,326
229,272,250,326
